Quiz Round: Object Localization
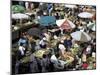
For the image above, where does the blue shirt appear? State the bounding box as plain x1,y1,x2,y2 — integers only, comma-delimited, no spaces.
18,38,28,46
64,40,72,48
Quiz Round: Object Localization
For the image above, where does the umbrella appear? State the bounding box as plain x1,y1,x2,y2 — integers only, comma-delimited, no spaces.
12,5,25,13
71,31,91,42
12,13,30,25
39,16,56,26
27,28,42,39
87,22,96,31
56,19,76,30
12,13,29,19
78,12,93,18
65,4,77,9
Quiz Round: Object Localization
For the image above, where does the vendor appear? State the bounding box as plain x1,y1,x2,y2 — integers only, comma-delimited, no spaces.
63,35,72,50
58,40,66,55
39,37,47,49
18,32,28,48
18,43,26,59
41,54,51,72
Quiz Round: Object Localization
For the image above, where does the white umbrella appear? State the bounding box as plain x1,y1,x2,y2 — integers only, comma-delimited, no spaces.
12,13,30,25
71,31,91,42
12,13,29,19
65,4,77,8
87,22,96,31
78,12,93,18
56,19,76,30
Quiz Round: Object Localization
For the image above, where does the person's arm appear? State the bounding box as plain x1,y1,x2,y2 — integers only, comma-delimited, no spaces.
53,62,64,69
18,39,21,46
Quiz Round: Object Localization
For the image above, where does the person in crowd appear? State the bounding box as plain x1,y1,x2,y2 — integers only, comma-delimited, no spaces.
43,32,51,42
15,43,26,74
58,41,66,57
18,33,28,48
41,54,51,72
30,39,36,53
18,43,26,58
82,62,89,70
39,37,47,49
63,35,72,50
26,35,36,52
35,39,41,50
50,54,64,71
30,54,39,73
54,12,60,20
85,44,92,57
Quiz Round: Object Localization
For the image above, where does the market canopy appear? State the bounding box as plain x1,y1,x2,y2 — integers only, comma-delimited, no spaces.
78,12,94,18
12,13,30,19
39,16,56,26
12,5,25,13
56,19,76,30
71,31,91,42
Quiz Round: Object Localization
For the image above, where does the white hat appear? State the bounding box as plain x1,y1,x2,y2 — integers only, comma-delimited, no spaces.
43,37,47,41
61,40,64,43
43,12,47,15
54,35,58,39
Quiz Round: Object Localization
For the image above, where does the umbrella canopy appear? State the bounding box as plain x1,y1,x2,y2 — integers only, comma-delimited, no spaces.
12,5,25,13
71,31,91,42
64,4,77,8
27,28,42,39
87,22,96,31
12,13,29,19
56,19,76,30
78,12,94,18
39,16,56,26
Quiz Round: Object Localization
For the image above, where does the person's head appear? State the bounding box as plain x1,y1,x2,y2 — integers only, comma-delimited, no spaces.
43,54,47,58
28,35,33,41
67,35,71,40
20,43,24,46
58,44,66,51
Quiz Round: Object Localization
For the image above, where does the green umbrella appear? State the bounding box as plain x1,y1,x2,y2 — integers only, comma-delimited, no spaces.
12,5,25,13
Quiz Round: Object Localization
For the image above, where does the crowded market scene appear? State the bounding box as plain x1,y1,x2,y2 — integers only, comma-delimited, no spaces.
11,1,96,74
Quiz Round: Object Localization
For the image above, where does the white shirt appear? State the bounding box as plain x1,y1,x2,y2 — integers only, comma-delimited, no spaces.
86,46,91,54
25,2,29,9
19,46,25,55
39,40,46,46
58,44,66,55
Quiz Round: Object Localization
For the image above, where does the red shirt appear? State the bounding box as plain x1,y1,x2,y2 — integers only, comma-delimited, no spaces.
82,63,88,69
